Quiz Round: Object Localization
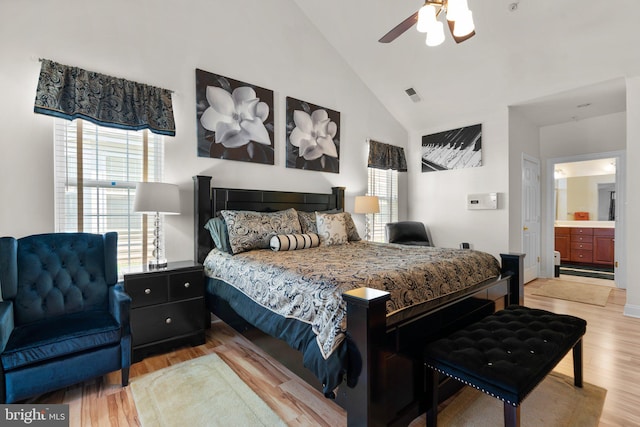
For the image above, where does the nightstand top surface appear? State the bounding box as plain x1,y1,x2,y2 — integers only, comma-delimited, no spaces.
123,260,202,277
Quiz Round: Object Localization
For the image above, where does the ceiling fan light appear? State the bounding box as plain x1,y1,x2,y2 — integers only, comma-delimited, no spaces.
452,9,475,37
417,5,438,33
426,21,445,46
446,0,470,22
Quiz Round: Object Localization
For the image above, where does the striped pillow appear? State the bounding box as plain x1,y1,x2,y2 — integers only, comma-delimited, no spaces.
270,233,320,251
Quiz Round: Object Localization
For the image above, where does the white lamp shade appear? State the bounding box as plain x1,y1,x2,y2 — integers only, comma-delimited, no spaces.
426,21,445,46
354,196,380,214
417,5,438,33
452,9,475,37
446,0,470,22
134,182,180,214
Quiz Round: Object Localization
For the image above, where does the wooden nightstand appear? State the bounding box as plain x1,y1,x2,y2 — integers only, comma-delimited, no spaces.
124,260,206,362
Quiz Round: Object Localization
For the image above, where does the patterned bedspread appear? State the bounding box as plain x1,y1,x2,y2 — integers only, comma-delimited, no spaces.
204,241,500,360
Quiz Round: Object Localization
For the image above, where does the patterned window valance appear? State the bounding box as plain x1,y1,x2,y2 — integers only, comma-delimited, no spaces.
367,139,407,172
34,59,176,136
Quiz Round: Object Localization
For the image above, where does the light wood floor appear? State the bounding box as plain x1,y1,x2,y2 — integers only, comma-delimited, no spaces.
31,275,640,426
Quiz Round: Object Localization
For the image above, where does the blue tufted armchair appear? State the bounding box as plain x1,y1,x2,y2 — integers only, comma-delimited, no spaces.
0,232,131,403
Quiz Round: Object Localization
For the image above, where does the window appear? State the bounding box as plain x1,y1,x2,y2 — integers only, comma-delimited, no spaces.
367,167,398,242
54,119,164,272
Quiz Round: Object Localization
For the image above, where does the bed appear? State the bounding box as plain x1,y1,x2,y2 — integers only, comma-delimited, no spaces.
193,175,524,427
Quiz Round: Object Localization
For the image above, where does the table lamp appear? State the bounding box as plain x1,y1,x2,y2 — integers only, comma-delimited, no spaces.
134,182,180,269
354,195,380,241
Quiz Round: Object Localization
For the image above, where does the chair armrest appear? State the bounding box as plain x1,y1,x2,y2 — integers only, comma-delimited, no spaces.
0,301,15,353
109,283,131,333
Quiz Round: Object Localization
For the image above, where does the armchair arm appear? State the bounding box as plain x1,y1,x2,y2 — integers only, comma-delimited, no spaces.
0,301,15,353
109,283,131,335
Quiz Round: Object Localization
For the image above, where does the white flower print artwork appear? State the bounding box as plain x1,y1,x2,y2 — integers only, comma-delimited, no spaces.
196,69,274,164
286,97,340,173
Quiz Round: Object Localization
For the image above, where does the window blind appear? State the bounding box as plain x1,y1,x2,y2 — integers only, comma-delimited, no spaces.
54,119,164,272
367,167,398,242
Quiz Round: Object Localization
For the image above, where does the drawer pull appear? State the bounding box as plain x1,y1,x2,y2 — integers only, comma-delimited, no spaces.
145,288,151,295
165,317,172,324
184,282,190,288
579,244,583,248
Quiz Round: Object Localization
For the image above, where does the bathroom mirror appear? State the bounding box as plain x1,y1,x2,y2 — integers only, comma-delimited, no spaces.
554,158,616,222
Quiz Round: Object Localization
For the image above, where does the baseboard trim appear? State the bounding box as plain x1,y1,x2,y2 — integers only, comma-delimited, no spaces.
623,304,640,318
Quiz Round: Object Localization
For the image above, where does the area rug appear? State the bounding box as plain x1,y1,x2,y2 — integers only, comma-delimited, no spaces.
531,281,612,306
130,353,286,427
409,372,606,427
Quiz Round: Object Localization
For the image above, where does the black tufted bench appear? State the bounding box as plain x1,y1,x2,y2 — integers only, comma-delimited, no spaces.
423,305,587,427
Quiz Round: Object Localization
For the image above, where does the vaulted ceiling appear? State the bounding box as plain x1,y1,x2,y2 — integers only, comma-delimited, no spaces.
294,0,639,132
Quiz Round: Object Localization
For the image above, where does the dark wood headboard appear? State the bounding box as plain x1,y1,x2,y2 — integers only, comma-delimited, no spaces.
193,175,345,264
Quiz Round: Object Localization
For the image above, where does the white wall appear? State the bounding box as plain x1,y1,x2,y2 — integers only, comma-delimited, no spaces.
564,174,615,220
0,0,408,262
540,113,627,160
625,77,640,316
507,108,542,254
407,108,510,259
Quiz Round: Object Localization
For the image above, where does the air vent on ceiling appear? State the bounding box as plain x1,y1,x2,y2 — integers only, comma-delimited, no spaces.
405,87,422,103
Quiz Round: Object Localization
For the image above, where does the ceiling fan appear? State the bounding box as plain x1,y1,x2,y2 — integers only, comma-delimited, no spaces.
379,0,475,46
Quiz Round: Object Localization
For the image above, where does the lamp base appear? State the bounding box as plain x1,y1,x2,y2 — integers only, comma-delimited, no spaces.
148,258,168,269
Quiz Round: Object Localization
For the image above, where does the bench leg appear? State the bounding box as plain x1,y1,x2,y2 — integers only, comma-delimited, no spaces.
573,338,583,388
504,403,520,427
425,368,438,427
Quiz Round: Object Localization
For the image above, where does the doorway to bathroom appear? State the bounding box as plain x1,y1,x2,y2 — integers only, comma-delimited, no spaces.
548,151,626,288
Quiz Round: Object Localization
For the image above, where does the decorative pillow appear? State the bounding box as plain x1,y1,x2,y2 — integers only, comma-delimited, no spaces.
298,210,360,241
270,233,320,251
315,212,349,246
342,212,361,242
221,208,302,254
298,211,320,234
204,217,232,254
298,209,337,234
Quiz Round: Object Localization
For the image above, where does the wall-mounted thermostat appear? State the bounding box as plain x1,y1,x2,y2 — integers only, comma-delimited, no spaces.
467,192,498,210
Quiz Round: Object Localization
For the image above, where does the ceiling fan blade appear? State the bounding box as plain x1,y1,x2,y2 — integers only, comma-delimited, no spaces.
378,11,419,43
447,19,475,44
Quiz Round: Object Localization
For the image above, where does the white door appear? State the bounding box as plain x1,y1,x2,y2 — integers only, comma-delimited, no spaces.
522,156,541,283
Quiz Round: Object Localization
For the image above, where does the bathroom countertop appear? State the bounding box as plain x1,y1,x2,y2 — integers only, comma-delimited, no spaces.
554,221,615,228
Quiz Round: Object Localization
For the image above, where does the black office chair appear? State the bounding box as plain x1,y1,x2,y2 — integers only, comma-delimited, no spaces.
385,221,433,246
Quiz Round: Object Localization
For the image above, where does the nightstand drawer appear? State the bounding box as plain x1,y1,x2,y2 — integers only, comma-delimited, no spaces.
169,271,204,301
131,299,204,346
126,276,168,308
